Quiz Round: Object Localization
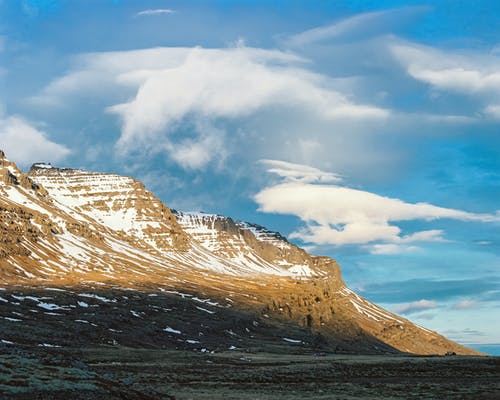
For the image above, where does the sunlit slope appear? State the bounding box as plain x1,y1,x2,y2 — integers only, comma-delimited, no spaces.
0,150,481,355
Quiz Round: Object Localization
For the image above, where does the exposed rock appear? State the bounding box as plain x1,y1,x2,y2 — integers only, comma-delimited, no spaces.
0,149,482,356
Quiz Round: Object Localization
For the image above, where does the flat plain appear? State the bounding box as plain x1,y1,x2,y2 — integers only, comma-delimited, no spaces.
1,345,499,399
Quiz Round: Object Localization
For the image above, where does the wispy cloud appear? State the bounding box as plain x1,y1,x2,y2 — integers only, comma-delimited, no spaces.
135,9,175,17
392,299,437,314
254,160,499,249
287,6,428,46
451,300,479,310
391,42,500,119
369,243,419,255
259,159,342,183
484,104,500,119
360,278,500,304
443,328,486,343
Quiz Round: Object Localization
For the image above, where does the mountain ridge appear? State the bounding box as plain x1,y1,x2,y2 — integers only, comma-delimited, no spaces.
0,151,482,355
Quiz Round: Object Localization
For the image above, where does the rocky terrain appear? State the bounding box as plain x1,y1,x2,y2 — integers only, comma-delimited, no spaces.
2,149,498,399
0,149,481,356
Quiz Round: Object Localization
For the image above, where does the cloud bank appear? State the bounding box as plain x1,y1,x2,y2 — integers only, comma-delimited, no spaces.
108,47,388,164
254,160,499,251
31,46,389,171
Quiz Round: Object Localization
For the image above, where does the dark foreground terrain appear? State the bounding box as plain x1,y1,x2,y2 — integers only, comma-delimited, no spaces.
0,345,498,400
0,286,499,399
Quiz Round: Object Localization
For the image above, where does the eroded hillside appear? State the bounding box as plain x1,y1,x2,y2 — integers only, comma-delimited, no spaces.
0,150,481,355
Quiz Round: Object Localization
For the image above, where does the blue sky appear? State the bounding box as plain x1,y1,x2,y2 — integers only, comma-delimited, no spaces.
1,0,499,350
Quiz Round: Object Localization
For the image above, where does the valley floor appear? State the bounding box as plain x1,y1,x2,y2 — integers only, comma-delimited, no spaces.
0,346,498,399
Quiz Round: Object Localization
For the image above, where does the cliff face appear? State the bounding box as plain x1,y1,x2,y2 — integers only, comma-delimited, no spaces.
174,211,334,277
29,164,190,252
173,211,478,355
0,151,481,355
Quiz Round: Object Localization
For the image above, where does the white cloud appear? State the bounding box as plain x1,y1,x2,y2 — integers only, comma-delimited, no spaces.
109,46,388,160
166,120,227,170
254,160,499,247
401,229,447,242
259,159,342,183
28,20,493,178
409,66,500,94
30,47,202,106
32,46,388,170
368,230,447,253
136,9,175,17
392,299,437,314
369,243,419,255
0,116,70,166
391,42,500,115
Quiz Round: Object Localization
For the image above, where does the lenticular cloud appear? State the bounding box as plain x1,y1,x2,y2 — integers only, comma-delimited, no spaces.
255,159,499,251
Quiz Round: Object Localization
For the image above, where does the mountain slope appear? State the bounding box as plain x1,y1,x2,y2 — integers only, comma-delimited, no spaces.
0,150,481,355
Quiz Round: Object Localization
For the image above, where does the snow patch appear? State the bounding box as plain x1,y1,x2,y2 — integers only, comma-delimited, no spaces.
164,326,182,334
283,337,303,344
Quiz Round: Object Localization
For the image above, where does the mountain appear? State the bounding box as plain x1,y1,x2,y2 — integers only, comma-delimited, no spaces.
0,150,480,355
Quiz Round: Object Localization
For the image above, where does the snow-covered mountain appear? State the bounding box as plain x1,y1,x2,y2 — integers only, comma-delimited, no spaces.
174,211,325,277
0,150,480,355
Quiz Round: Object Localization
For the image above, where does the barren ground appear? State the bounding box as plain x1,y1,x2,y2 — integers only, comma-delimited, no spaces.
1,346,498,399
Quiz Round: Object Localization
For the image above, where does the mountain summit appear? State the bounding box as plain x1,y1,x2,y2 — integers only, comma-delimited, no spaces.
0,151,480,355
